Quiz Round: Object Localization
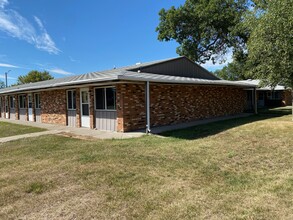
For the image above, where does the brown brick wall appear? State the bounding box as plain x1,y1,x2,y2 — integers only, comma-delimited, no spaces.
40,90,67,125
117,83,246,132
116,84,146,132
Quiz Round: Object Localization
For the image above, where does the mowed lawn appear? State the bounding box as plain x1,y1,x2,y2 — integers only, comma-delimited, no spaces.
1,109,293,219
0,121,45,138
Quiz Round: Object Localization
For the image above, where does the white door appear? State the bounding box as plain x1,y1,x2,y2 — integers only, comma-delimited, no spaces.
80,89,90,128
28,94,33,121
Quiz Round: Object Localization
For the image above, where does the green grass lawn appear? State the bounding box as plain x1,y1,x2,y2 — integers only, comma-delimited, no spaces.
1,108,293,219
0,121,46,138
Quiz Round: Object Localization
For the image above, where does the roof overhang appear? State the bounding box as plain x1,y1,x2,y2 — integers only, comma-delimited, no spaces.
0,71,256,95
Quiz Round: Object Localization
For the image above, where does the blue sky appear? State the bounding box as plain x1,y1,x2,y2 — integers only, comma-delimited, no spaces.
0,0,230,85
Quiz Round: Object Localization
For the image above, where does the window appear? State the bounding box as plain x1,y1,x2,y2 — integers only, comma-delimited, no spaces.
9,96,15,109
19,95,26,109
81,90,89,116
267,91,281,100
35,94,41,109
28,95,32,108
95,87,116,110
67,90,76,110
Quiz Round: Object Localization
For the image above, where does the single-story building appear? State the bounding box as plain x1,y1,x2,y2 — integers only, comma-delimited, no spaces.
0,57,256,132
237,79,292,108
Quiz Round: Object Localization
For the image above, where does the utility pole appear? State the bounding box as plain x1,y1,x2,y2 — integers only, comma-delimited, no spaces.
5,70,11,87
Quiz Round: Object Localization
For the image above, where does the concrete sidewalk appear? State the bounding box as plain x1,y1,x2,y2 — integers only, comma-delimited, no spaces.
0,113,253,143
0,118,145,143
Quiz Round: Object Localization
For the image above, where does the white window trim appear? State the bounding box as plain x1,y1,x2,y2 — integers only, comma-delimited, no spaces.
67,90,76,110
94,86,116,111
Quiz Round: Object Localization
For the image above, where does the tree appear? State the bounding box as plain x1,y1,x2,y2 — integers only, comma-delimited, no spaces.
247,0,293,89
156,0,249,63
214,60,249,80
0,80,5,89
17,70,54,85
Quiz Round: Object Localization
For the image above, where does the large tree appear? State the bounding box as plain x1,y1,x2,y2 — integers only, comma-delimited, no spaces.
156,0,250,63
17,70,54,85
247,0,293,88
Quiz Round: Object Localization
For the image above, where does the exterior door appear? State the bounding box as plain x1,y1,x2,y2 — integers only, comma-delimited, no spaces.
80,89,90,128
28,94,33,121
258,92,265,107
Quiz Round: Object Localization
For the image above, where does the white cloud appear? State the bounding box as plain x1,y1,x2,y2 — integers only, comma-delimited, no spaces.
0,62,19,68
49,68,73,75
0,74,16,79
0,1,60,54
69,56,79,63
0,0,8,9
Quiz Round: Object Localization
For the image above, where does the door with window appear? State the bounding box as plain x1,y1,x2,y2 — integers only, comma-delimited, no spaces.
35,94,41,122
67,90,76,127
80,89,90,128
28,94,33,121
9,96,15,120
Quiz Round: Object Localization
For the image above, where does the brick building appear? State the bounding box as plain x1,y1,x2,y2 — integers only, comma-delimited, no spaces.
237,79,292,108
0,57,256,132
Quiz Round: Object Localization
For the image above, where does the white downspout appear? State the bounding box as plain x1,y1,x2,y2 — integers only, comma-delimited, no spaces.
146,81,151,134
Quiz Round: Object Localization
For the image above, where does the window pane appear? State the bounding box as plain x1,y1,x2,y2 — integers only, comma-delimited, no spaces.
19,95,23,108
10,96,14,109
82,104,89,116
95,88,105,109
67,91,72,109
81,91,88,103
28,95,32,108
35,94,40,109
106,88,116,110
72,91,76,109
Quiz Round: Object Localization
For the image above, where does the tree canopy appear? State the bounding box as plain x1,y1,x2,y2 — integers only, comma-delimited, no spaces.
17,70,54,85
0,80,5,89
214,60,248,80
157,0,293,90
246,0,293,87
156,0,249,63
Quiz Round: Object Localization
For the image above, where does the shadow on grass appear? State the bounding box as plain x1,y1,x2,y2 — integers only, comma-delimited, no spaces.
161,107,292,140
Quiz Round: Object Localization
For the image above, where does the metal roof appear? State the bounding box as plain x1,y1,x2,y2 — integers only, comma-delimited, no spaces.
237,79,287,91
0,57,255,94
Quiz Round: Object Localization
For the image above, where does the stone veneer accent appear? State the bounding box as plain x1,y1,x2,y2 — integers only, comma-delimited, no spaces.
40,90,67,125
116,83,246,132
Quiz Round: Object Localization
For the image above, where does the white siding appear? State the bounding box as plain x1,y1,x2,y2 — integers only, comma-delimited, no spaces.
67,110,76,127
35,109,41,123
95,111,117,131
19,109,26,121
